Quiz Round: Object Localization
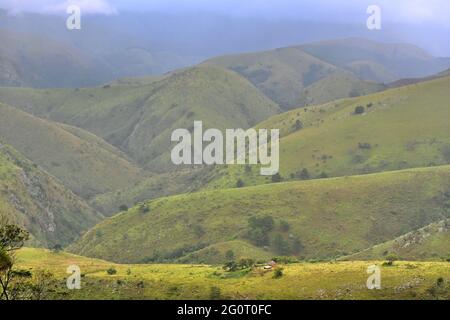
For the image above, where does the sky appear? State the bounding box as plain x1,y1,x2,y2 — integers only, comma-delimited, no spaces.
1,0,450,27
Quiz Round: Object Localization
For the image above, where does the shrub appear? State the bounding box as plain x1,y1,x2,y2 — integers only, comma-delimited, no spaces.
297,169,310,180
358,142,372,149
383,253,398,266
271,173,283,183
354,106,365,115
279,220,290,232
225,250,235,261
293,119,303,131
273,234,290,255
119,205,128,212
273,267,284,279
236,179,245,188
106,268,117,275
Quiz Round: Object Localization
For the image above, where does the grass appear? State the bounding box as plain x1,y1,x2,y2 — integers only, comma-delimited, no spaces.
15,248,450,300
70,165,450,264
206,75,450,190
0,65,280,173
0,102,145,199
346,219,450,262
0,144,102,247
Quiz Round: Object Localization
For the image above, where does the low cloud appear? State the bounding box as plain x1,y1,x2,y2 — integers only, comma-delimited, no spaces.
0,0,117,15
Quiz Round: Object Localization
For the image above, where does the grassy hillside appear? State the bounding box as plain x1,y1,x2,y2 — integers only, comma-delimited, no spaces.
0,144,102,247
207,76,450,190
300,38,450,83
70,165,450,264
15,248,450,300
346,220,450,262
0,102,144,198
91,167,218,215
205,45,383,109
0,65,280,172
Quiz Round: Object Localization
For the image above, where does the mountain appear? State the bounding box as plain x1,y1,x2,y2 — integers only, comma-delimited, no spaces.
0,143,102,247
69,165,450,263
0,28,110,88
206,75,450,190
0,65,280,172
345,219,450,262
299,38,450,83
389,68,450,88
204,44,384,109
0,102,144,198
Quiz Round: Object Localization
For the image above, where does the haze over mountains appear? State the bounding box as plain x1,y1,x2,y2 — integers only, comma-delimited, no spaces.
0,15,450,265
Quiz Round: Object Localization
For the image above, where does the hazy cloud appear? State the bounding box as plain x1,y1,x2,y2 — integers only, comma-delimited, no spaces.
1,0,450,27
0,0,117,15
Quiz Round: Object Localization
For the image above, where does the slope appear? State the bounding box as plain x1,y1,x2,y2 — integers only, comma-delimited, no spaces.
204,45,384,109
0,102,144,198
0,143,102,247
70,165,450,263
345,219,450,262
299,38,450,83
206,75,450,190
0,65,280,172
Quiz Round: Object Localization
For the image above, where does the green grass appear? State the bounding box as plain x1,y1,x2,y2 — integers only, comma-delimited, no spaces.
0,65,280,173
15,248,450,300
0,102,144,198
206,76,450,190
0,144,102,247
345,219,450,262
70,165,450,264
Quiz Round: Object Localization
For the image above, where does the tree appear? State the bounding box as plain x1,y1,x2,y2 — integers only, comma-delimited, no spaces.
279,220,290,232
225,250,235,261
294,119,303,131
297,168,310,180
273,234,290,255
0,216,30,300
354,106,365,115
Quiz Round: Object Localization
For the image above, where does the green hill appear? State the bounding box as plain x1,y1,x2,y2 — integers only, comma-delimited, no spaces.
345,219,450,262
70,165,450,264
0,102,144,198
0,144,102,247
0,65,280,173
206,75,450,190
205,44,384,109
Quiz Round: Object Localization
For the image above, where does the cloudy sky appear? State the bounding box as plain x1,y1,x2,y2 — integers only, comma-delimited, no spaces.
1,0,450,27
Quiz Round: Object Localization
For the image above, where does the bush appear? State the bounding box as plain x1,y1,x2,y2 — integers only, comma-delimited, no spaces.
119,205,128,212
383,253,398,266
271,173,283,183
273,267,284,279
293,119,303,131
236,179,245,188
297,169,310,180
354,106,365,115
273,234,290,255
279,220,290,232
106,268,117,275
225,250,235,261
